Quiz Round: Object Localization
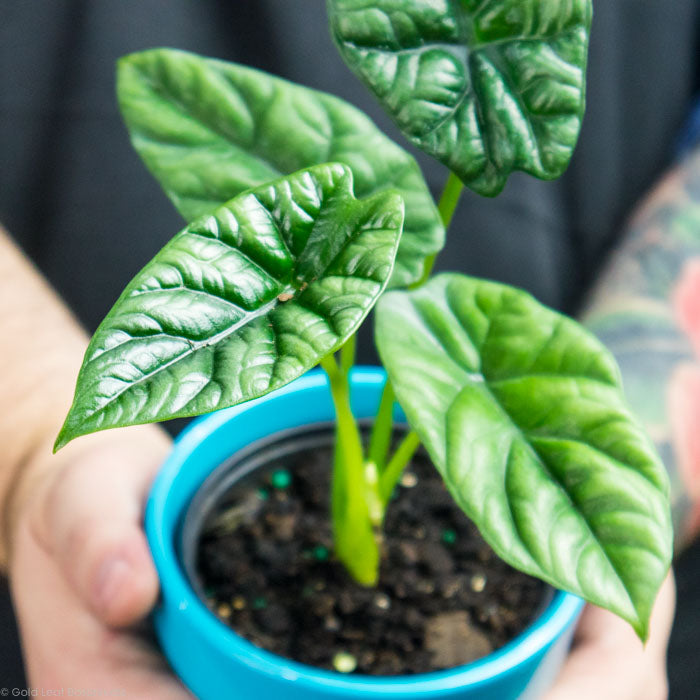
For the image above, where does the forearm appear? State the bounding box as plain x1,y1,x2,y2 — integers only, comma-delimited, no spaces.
0,228,89,568
581,149,700,551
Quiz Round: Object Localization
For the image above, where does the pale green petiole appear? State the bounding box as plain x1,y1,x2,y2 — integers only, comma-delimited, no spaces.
368,379,395,470
379,431,421,508
321,352,380,585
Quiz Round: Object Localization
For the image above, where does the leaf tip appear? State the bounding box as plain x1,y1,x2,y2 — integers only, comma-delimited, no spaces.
365,188,406,232
115,50,142,82
385,188,406,214
53,431,70,454
53,408,83,453
633,618,650,645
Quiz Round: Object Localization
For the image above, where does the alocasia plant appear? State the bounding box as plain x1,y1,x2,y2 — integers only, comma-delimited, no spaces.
57,0,672,647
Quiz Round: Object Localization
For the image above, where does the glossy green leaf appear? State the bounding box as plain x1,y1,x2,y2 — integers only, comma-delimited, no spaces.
56,164,404,450
375,273,672,639
328,0,592,196
117,47,442,288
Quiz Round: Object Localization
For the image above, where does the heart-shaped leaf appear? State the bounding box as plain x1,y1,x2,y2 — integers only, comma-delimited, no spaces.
117,48,442,288
328,0,592,196
375,273,672,640
56,164,404,450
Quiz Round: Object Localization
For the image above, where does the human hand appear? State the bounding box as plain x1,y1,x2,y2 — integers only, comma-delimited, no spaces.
543,572,675,700
5,425,675,700
7,426,191,698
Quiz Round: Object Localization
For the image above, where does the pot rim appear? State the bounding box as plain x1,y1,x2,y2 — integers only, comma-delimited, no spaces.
146,366,584,696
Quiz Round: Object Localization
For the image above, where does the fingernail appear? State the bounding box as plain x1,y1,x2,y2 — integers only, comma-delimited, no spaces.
93,556,130,612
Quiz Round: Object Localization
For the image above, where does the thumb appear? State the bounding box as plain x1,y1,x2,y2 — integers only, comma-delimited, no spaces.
543,572,675,700
33,427,171,627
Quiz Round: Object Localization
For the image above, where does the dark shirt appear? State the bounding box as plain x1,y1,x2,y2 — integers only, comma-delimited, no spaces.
1,1,699,696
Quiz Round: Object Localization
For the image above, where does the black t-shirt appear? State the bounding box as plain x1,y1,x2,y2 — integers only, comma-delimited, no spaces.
1,1,699,695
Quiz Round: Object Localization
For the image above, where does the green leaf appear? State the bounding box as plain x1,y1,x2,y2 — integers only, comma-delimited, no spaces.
56,164,404,450
375,273,672,640
117,47,442,288
328,0,592,196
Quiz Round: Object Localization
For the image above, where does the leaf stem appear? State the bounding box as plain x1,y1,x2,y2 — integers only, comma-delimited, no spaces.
381,171,463,488
321,354,379,584
437,171,465,229
414,172,464,288
368,379,395,470
340,333,356,375
379,431,421,507
320,352,340,375
320,356,363,470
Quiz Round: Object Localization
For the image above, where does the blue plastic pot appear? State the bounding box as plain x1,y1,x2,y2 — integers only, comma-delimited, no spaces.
146,367,584,699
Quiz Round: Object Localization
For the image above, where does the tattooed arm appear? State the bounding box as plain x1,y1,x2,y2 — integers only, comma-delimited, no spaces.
581,147,700,551
542,144,700,700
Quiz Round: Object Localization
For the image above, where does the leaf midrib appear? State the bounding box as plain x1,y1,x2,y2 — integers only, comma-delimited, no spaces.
451,382,639,622
79,294,283,422
136,57,421,215
339,8,584,171
134,62,285,188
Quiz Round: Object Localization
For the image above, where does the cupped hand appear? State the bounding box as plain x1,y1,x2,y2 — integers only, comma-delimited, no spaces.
6,424,675,700
543,572,675,700
7,427,191,698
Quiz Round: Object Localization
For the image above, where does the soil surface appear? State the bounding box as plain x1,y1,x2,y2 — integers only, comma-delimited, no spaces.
197,435,546,676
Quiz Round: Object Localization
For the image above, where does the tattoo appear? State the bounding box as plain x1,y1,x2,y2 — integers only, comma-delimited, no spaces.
581,148,700,551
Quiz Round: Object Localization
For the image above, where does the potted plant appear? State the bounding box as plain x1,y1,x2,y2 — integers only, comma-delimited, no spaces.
54,1,672,698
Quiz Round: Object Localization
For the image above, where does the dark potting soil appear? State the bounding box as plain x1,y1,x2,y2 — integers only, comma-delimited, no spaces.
197,437,546,676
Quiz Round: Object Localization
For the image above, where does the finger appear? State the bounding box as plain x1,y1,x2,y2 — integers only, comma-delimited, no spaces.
543,572,675,700
11,511,191,698
32,427,171,627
